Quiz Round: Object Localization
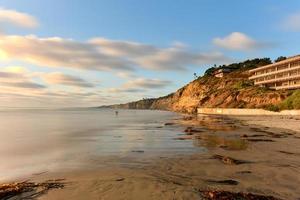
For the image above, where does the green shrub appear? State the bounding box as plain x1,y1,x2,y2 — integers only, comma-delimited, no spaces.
233,81,252,90
255,87,269,94
279,90,300,110
264,104,280,112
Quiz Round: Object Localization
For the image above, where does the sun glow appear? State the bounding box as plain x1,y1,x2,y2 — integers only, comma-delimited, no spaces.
4,66,28,73
0,49,7,59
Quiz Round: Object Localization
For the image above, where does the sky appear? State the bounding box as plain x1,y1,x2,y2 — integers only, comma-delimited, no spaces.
0,0,300,107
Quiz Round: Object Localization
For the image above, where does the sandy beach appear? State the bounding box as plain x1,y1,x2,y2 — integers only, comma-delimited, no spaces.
4,113,300,200
232,115,300,133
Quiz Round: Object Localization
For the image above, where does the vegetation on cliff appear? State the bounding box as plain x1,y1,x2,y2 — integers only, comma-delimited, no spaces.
204,58,272,76
278,90,300,110
104,57,299,113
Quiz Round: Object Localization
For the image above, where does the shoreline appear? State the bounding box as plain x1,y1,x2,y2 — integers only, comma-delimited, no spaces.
2,112,300,199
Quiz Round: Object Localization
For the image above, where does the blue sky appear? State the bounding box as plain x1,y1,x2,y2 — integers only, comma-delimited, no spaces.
0,0,300,107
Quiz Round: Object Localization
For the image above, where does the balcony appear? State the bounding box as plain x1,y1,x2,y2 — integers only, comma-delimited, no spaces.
249,64,300,80
271,83,300,90
254,73,300,85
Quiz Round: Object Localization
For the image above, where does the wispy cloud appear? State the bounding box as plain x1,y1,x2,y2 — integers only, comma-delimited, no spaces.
282,12,300,32
108,88,146,93
0,35,135,72
1,81,46,89
116,72,138,79
213,32,272,51
0,71,24,79
109,78,171,93
0,70,46,89
42,72,95,88
90,38,158,57
0,8,38,28
0,34,230,73
123,78,171,89
0,67,123,107
0,90,110,108
135,49,228,71
91,38,230,71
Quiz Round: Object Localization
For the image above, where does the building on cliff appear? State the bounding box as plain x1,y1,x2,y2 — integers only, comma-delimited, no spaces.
249,55,300,90
213,68,234,78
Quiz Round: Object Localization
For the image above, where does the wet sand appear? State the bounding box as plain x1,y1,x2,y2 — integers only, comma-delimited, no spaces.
4,114,300,200
231,115,300,133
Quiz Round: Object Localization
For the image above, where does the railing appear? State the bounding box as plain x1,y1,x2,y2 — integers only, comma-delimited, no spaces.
249,64,300,80
249,55,300,73
271,83,300,90
254,73,300,85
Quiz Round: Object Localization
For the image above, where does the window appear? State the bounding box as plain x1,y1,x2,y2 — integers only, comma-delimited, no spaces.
277,64,288,71
291,61,300,68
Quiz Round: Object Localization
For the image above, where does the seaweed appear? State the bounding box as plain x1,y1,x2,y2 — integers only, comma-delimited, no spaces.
0,179,65,200
199,190,282,200
212,154,252,165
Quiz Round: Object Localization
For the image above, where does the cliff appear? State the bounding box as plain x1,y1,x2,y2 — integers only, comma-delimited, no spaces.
103,60,299,114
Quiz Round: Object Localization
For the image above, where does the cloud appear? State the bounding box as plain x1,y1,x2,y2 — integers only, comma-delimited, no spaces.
116,72,138,79
135,49,228,71
109,78,171,93
0,90,111,108
0,70,46,90
0,70,106,107
42,72,95,88
0,34,230,72
213,32,270,51
108,88,146,93
1,81,46,89
0,8,38,28
282,12,300,32
124,78,171,89
90,38,158,57
0,71,24,79
0,67,142,107
0,35,135,72
91,38,230,71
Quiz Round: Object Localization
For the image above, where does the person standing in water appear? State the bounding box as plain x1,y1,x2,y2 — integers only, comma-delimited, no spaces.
115,111,119,116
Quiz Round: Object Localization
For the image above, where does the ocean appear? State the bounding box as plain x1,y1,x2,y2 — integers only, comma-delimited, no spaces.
0,108,202,181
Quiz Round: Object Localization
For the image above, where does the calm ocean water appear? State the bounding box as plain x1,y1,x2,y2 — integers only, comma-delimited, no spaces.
0,108,202,181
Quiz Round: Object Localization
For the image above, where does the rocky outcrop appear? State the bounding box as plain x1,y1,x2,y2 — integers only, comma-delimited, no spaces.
103,69,292,113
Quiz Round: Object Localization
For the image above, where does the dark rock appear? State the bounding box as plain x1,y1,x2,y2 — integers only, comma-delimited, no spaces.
184,127,203,134
212,154,252,165
246,139,274,142
174,137,189,140
237,170,252,174
199,190,282,200
164,122,175,126
183,116,194,120
205,179,239,185
241,134,265,138
131,150,145,153
278,150,300,155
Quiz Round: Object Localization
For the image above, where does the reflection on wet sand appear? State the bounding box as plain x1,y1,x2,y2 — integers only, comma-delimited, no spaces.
194,134,248,150
180,115,237,131
177,115,248,150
